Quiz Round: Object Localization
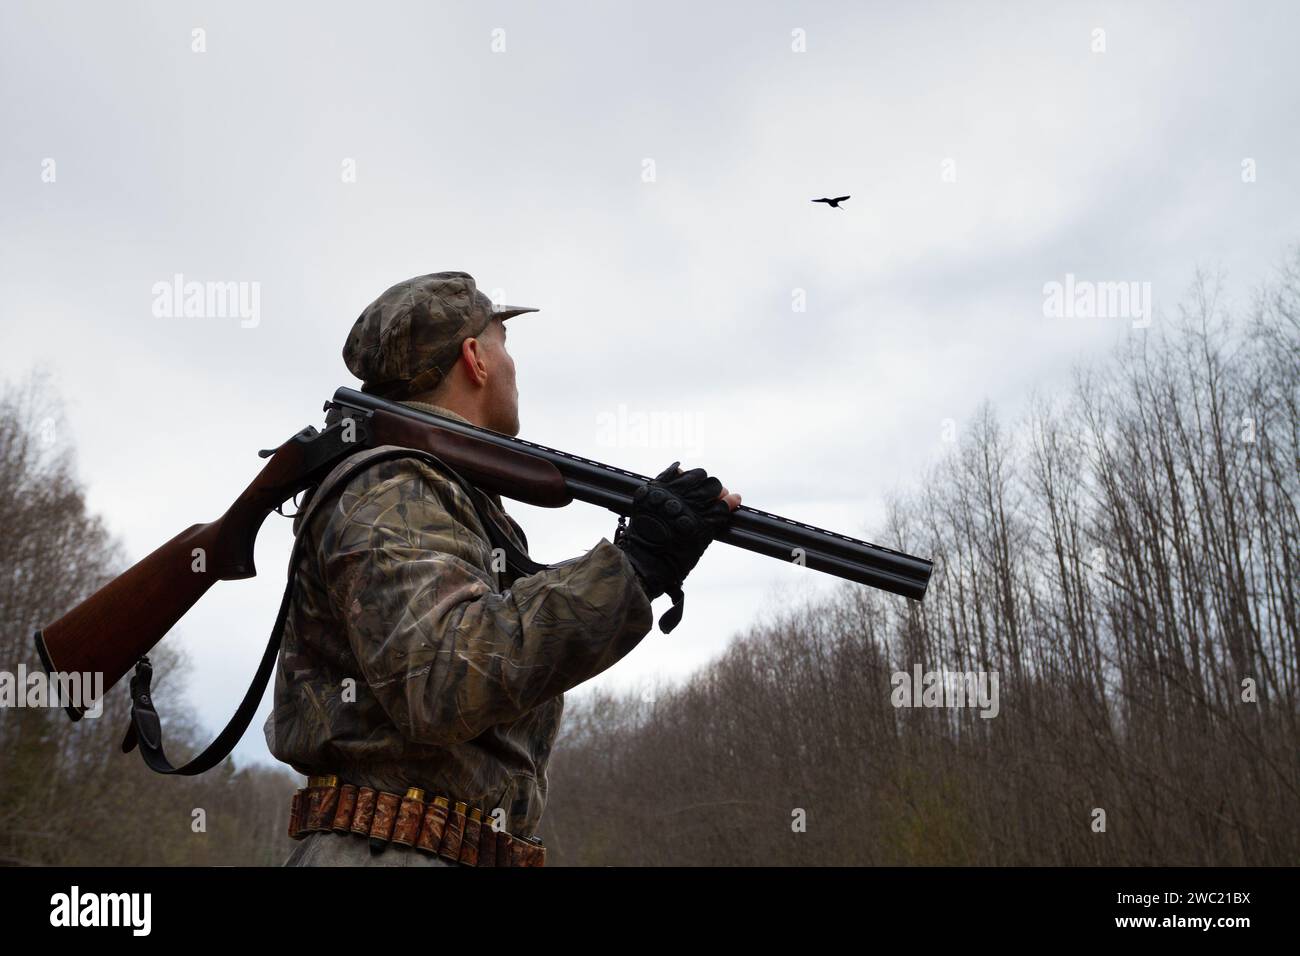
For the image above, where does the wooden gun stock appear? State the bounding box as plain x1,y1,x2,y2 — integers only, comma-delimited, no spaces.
37,523,223,717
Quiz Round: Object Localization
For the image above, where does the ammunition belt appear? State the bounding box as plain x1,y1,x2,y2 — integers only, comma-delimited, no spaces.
288,775,545,867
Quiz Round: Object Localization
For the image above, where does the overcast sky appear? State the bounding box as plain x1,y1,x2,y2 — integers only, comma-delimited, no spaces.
3,0,1297,767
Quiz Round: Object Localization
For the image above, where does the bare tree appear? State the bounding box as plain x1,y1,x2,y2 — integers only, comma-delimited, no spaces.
541,252,1300,866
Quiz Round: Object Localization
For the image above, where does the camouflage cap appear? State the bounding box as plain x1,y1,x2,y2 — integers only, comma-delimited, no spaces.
343,271,538,398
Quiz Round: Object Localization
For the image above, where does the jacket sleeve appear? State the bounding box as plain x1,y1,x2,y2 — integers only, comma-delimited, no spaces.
318,457,654,747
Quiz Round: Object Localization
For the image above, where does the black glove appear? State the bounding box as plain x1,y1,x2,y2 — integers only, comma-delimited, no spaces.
615,461,733,633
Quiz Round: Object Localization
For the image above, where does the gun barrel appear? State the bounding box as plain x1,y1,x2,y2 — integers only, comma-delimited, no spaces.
334,387,932,601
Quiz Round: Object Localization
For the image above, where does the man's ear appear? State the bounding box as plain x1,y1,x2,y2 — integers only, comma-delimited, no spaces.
459,335,489,386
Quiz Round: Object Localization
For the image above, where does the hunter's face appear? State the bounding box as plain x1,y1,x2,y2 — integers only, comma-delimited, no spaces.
483,319,520,436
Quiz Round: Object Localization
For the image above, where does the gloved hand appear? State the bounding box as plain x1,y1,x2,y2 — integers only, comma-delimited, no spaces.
615,461,735,633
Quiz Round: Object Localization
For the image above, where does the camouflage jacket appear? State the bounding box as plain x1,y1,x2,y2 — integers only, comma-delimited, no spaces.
262,401,654,836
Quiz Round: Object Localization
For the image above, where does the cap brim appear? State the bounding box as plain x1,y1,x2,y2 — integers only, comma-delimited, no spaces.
493,305,539,320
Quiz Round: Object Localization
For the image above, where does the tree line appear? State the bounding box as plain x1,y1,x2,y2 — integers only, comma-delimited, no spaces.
539,256,1299,865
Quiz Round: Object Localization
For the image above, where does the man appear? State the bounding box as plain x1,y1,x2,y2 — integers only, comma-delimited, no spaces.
263,271,740,866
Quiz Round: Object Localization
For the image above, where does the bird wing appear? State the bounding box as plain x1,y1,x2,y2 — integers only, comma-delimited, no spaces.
812,198,831,203
833,195,851,202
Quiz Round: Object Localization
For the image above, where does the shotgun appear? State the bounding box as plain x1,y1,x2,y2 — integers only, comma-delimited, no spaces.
35,387,933,719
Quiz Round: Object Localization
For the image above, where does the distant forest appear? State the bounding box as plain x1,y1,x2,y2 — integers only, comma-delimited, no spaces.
540,256,1299,865
0,372,295,866
2,254,1296,865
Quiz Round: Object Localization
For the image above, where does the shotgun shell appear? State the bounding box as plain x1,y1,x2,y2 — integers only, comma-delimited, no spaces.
459,807,483,866
351,787,377,836
288,789,306,840
305,780,340,832
391,788,427,847
416,795,450,854
368,790,402,852
438,801,468,863
332,784,359,833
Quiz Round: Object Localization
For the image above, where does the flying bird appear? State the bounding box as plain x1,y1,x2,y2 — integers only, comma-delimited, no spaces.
812,195,851,209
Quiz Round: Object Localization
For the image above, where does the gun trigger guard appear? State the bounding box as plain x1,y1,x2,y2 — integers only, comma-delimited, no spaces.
274,490,306,518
